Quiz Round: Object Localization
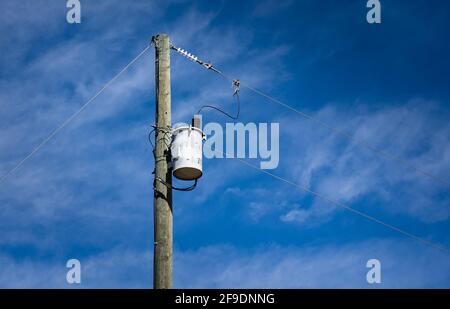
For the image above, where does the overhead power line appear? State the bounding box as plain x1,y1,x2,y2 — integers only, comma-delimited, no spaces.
238,82,450,190
171,42,450,256
197,80,241,120
0,45,151,185
171,42,450,191
221,74,450,191
230,155,450,257
1,38,447,259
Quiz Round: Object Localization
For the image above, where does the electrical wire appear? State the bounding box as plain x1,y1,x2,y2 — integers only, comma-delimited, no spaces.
170,43,450,191
154,177,198,192
217,72,450,190
148,128,155,149
197,90,240,120
171,43,241,121
229,154,450,257
169,43,450,255
0,45,151,185
148,125,172,150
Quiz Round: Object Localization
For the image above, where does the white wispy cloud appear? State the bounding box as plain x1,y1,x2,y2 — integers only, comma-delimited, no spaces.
277,99,450,224
1,239,448,288
174,239,450,288
0,0,289,264
1,0,449,289
221,98,450,228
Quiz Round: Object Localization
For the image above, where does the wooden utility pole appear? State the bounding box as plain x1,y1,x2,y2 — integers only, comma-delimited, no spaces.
153,34,172,289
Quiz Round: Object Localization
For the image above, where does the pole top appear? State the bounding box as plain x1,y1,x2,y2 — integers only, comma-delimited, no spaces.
151,34,170,49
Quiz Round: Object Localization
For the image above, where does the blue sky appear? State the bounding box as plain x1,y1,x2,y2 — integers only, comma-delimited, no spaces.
0,0,449,288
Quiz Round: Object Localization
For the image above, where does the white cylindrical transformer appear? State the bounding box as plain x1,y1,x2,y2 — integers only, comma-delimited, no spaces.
171,124,205,180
